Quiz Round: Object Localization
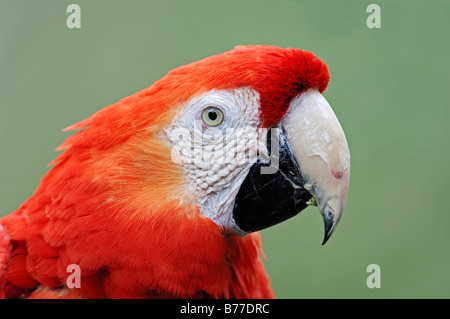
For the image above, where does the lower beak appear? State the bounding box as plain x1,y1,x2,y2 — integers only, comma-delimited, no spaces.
232,89,350,245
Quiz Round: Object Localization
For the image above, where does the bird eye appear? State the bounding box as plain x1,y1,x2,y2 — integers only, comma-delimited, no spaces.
202,107,224,127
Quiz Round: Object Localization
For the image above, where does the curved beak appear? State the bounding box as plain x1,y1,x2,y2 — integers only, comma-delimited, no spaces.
232,88,350,245
282,89,351,245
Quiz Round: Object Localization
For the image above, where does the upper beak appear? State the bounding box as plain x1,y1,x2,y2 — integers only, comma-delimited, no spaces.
282,89,350,245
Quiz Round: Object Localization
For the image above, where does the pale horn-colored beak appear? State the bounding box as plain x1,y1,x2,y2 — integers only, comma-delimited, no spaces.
282,89,350,245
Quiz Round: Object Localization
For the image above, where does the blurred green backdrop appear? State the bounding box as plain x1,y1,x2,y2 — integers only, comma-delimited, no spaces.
0,0,449,298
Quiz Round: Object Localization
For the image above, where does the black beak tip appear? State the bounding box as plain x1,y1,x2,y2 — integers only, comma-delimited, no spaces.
321,211,335,246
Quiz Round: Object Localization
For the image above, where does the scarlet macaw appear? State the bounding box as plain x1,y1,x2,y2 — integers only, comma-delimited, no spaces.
0,45,350,299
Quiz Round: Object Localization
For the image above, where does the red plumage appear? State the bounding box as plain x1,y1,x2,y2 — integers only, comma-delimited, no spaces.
0,45,329,298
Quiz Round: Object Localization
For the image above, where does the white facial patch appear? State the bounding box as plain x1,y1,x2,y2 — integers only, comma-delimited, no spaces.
164,88,262,232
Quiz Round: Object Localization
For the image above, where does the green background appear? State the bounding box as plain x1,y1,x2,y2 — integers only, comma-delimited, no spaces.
0,0,449,298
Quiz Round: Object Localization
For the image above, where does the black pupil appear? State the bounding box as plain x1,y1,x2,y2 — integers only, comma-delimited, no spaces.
208,110,217,121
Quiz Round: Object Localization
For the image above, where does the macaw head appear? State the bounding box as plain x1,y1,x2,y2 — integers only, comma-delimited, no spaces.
58,45,350,245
